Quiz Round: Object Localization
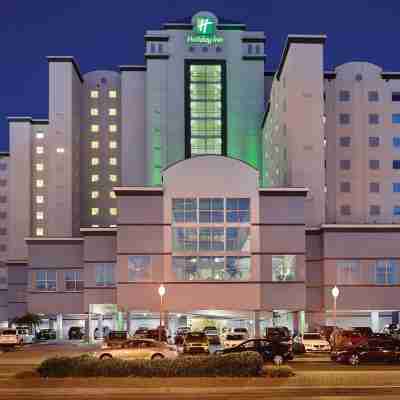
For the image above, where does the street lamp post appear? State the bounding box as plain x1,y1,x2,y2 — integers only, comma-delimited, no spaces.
158,284,166,341
331,286,339,327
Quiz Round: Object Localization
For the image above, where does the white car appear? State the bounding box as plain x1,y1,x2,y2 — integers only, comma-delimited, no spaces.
223,333,247,348
230,328,249,339
94,338,178,360
0,328,22,349
298,332,331,352
16,326,34,344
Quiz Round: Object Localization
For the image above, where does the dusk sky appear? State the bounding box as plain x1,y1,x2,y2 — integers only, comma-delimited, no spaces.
1,0,399,151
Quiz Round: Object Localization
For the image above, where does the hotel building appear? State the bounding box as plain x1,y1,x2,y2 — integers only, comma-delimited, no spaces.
2,11,400,337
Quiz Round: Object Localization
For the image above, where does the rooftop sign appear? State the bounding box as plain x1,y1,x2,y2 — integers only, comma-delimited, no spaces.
187,12,224,46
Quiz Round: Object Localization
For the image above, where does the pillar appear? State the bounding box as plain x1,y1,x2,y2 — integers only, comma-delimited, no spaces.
371,311,380,333
254,311,261,338
392,312,399,326
126,312,132,335
49,317,55,331
56,313,63,340
97,314,103,339
292,312,300,336
84,316,90,343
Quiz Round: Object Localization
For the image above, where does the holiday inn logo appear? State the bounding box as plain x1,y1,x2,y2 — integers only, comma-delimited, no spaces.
187,12,223,46
194,16,216,35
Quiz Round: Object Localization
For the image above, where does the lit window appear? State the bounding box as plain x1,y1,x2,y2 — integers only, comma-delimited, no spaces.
91,224,99,228
91,174,99,182
91,208,99,216
90,108,99,116
108,90,117,98
91,157,99,166
91,124,99,133
109,141,117,149
36,146,44,154
109,224,117,227
91,141,99,149
91,191,99,199
109,208,118,216
109,174,117,182
36,179,44,188
109,124,117,133
110,191,116,199
36,195,44,204
36,132,44,139
36,163,44,171
90,90,99,98
109,157,117,166
393,114,400,124
36,211,44,220
272,255,296,281
109,108,117,116
36,228,44,236
56,147,64,153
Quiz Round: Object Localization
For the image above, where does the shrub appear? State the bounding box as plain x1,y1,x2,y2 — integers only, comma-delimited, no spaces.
37,351,263,378
265,365,295,378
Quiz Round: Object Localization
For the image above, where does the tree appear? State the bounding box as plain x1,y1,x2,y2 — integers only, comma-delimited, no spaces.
11,313,42,328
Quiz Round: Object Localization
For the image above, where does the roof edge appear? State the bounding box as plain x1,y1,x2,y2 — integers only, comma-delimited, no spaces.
47,56,84,83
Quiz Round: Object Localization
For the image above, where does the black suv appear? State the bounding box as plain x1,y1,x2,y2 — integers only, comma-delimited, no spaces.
218,338,293,364
68,326,84,340
36,329,56,341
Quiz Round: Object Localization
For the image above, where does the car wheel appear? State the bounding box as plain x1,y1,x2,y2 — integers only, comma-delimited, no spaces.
151,353,164,360
100,354,112,360
273,355,284,366
349,354,360,366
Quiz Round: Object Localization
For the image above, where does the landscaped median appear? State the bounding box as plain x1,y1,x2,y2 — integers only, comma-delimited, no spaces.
36,351,264,378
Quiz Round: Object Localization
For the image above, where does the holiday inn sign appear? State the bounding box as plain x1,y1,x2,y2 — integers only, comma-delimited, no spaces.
187,13,224,45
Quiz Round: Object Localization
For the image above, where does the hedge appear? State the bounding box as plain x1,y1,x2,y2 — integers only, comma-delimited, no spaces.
265,365,295,378
37,351,263,378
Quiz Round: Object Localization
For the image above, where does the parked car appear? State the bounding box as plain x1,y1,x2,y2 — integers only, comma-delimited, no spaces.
174,327,190,345
0,328,22,349
103,331,129,348
218,338,293,365
318,325,335,341
296,332,330,352
331,337,400,366
134,327,149,338
231,327,249,339
265,327,291,341
36,329,56,341
94,326,111,340
183,331,209,354
352,327,373,337
68,326,84,340
206,333,221,346
15,326,34,344
94,338,178,360
223,333,247,348
203,326,218,335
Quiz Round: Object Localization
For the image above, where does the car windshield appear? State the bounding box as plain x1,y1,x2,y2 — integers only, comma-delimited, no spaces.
234,328,247,333
226,334,244,341
303,334,322,340
186,333,207,342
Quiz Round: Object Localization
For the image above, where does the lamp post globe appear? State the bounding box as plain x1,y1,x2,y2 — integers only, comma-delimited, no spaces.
331,286,339,299
158,284,166,297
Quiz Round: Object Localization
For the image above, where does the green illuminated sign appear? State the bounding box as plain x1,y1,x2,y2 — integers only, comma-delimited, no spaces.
187,14,224,46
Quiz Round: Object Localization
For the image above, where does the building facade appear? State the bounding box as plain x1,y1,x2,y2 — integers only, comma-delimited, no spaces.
2,11,400,336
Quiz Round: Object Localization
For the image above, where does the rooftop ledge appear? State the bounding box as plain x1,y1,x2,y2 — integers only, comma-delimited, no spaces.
322,224,400,229
113,187,163,196
259,187,308,197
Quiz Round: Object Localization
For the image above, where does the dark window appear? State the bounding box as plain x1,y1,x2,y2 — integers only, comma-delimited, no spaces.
393,160,400,169
370,205,381,216
0,196,6,203
339,114,350,125
340,205,351,216
368,91,379,102
340,182,351,193
150,43,156,53
247,44,253,54
339,90,350,102
392,92,400,102
216,46,222,53
369,182,380,193
369,160,380,170
0,179,6,186
339,136,351,147
355,73,363,81
340,160,351,170
369,136,380,147
158,43,163,53
369,114,379,125
0,163,6,171
255,44,260,54
393,137,400,148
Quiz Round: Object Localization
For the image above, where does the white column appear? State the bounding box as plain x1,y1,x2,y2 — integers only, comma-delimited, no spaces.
84,316,90,343
126,312,132,335
97,314,103,339
56,313,63,340
371,311,380,333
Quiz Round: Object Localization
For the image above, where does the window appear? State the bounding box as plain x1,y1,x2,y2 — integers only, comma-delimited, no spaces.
36,195,44,204
109,141,117,149
91,141,99,149
369,114,379,125
56,147,64,153
272,255,296,281
36,179,44,188
172,198,197,223
91,174,99,183
340,160,351,170
394,206,400,216
226,257,251,280
199,198,224,223
36,211,44,220
339,90,350,102
95,263,115,286
64,271,83,291
370,205,381,216
36,146,44,154
375,260,398,284
0,268,7,289
369,182,380,193
370,160,380,170
392,114,400,124
172,228,197,251
109,108,117,116
393,160,400,169
109,174,117,182
90,90,99,98
255,44,261,54
90,108,99,116
150,43,156,53
392,92,400,102
109,124,117,133
340,205,351,216
36,163,44,171
247,44,253,54
36,132,44,139
226,228,250,251
108,90,117,98
393,183,400,192
109,208,117,216
369,137,380,147
36,271,56,291
91,191,99,199
337,260,360,284
340,182,351,193
110,191,116,199
339,136,351,147
198,228,224,251
91,157,99,166
368,91,379,102
91,124,99,133
158,43,163,53
128,256,151,281
226,198,250,222
91,208,99,216
339,113,350,125
393,137,400,148
109,157,117,166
